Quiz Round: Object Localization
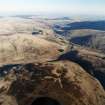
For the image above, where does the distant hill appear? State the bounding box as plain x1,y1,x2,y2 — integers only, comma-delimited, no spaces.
53,21,105,52
62,21,105,31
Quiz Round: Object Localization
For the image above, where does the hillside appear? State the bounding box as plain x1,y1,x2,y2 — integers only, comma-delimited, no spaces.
0,34,66,66
59,44,105,88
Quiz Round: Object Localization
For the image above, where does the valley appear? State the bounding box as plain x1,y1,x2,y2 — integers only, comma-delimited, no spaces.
0,16,105,105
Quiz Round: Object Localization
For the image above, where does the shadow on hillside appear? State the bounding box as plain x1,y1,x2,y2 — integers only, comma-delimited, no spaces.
0,64,21,77
58,50,94,74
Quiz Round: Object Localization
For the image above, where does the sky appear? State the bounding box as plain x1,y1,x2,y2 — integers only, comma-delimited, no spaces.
0,0,105,16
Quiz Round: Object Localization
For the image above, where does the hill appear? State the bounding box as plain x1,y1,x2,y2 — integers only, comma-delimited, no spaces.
0,61,105,105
